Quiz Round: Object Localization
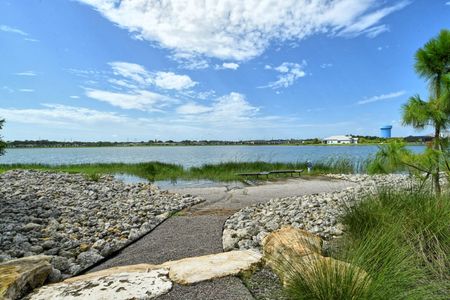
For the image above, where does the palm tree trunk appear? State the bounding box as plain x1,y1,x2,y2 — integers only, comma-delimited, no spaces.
434,126,441,195
433,75,442,195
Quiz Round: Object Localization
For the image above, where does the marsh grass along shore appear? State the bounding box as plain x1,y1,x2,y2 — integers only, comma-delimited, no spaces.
0,159,359,182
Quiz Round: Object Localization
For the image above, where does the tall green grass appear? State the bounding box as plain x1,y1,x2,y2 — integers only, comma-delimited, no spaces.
0,162,185,181
283,190,450,299
0,158,356,182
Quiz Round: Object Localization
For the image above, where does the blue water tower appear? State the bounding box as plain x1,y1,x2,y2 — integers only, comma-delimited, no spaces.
380,125,392,138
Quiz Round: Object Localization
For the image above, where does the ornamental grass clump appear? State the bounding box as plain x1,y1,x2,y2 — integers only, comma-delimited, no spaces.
277,190,449,299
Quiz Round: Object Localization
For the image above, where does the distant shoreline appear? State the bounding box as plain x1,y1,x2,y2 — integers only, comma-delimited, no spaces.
6,142,425,149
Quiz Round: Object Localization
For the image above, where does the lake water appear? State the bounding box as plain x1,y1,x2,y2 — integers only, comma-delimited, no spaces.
0,145,425,167
114,173,245,189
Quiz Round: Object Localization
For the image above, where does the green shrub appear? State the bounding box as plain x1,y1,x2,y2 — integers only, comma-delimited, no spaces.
85,173,101,182
283,190,449,299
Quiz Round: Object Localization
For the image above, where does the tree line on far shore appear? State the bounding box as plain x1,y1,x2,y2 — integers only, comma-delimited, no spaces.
1,135,434,148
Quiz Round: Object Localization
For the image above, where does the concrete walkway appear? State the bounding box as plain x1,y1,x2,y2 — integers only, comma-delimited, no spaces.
90,177,354,299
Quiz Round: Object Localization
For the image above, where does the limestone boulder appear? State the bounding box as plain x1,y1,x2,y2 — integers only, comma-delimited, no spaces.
262,226,370,290
0,255,52,300
162,250,262,285
262,226,322,271
28,269,172,300
27,250,262,299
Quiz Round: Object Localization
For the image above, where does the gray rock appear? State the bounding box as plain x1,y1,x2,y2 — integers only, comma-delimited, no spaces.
223,174,420,251
30,245,44,254
76,250,104,268
41,240,56,250
48,267,62,283
51,256,71,272
0,170,203,276
0,254,12,262
92,239,106,250
128,228,141,240
68,264,82,276
21,223,41,232
265,221,279,232
13,234,28,244
45,248,59,256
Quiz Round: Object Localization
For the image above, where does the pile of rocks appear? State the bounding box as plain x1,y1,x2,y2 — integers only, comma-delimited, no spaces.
0,170,203,280
223,174,416,251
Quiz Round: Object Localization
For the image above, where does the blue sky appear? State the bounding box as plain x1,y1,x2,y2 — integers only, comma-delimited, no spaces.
0,0,449,141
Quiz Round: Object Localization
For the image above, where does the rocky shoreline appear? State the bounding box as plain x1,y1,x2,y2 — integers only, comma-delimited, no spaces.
222,174,418,251
0,170,203,280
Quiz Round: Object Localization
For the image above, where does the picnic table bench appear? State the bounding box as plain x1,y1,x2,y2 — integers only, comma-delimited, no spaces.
237,169,304,178
236,171,271,178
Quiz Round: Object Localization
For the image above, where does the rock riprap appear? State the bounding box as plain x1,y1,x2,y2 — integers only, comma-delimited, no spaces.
0,170,203,278
223,174,416,251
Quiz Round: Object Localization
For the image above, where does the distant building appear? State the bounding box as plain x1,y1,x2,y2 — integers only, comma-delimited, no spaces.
380,125,393,138
323,135,359,144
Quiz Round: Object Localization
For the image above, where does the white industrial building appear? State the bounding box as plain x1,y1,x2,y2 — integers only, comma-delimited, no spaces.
323,135,359,144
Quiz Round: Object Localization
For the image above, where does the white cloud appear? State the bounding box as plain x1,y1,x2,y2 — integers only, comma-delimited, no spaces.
446,1,450,5
176,92,259,125
18,89,34,93
15,71,36,76
337,1,409,38
70,95,80,99
211,92,259,120
24,38,39,42
109,62,150,85
0,104,127,126
170,53,210,70
108,61,196,90
108,78,138,90
85,89,175,111
1,86,14,93
0,25,27,36
154,72,197,90
358,90,406,105
363,24,389,38
320,63,333,69
261,61,307,89
176,102,212,115
221,63,240,70
179,89,216,101
77,0,409,61
76,62,200,112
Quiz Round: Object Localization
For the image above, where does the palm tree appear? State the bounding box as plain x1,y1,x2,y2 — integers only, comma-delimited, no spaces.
415,30,450,101
403,29,450,194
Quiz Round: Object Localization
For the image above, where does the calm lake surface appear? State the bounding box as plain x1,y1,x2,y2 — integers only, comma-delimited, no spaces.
0,145,425,167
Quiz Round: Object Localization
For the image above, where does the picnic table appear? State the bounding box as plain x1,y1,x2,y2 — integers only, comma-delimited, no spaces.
237,169,304,179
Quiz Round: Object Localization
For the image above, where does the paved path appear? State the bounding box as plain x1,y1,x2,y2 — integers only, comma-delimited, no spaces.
90,177,355,299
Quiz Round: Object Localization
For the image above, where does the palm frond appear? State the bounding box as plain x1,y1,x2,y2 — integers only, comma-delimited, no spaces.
402,95,432,129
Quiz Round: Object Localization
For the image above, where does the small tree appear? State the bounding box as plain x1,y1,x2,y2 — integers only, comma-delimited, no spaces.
0,119,6,156
369,30,450,194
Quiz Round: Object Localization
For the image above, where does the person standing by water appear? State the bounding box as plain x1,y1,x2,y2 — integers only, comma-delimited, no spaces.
306,160,313,173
